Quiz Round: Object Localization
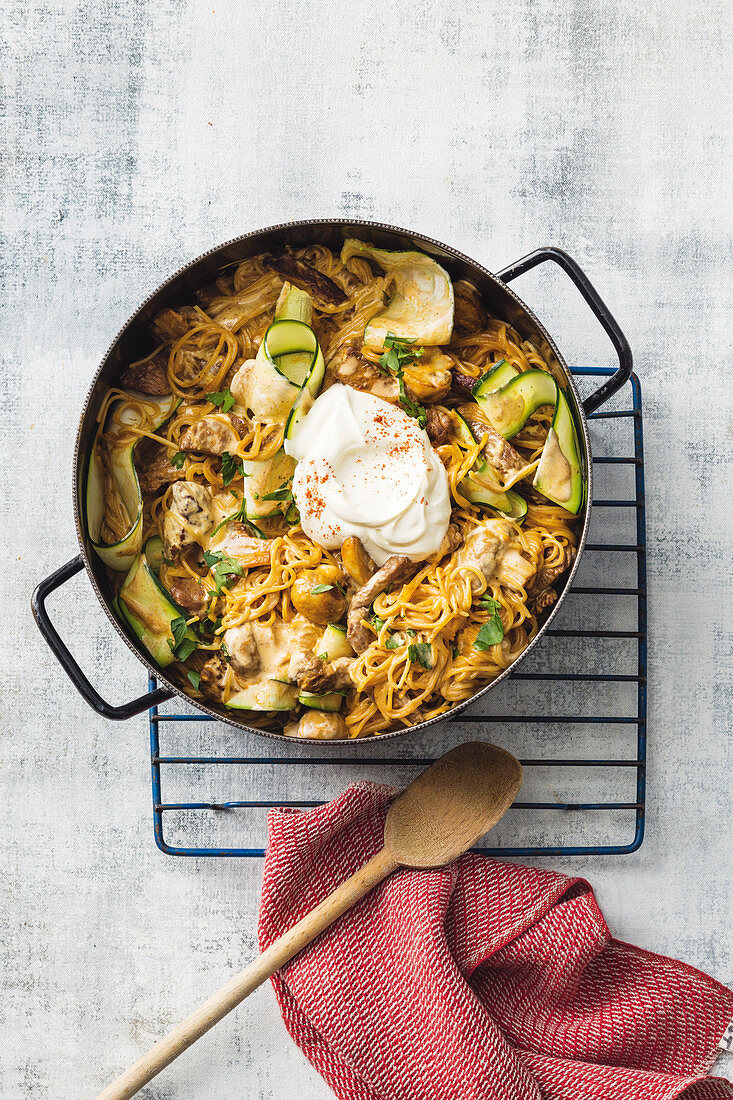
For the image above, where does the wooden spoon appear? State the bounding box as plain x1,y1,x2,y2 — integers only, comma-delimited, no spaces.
94,741,522,1100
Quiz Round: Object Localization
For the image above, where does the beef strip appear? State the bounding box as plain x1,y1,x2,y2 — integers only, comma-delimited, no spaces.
425,406,453,446
347,555,418,654
120,350,171,396
133,438,185,495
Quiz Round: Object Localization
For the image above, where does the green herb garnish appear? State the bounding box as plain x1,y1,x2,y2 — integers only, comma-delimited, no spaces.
202,550,245,595
377,333,428,427
187,670,201,691
205,388,235,412
210,496,268,540
170,451,187,469
311,583,334,594
474,615,504,650
285,502,300,525
168,616,198,661
384,634,402,650
221,450,243,486
261,486,294,503
408,641,433,669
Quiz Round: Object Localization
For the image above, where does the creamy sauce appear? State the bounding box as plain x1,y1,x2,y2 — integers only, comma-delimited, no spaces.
536,428,572,501
284,384,451,565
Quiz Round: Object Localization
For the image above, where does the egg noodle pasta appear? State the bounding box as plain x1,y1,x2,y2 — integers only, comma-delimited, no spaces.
93,242,581,738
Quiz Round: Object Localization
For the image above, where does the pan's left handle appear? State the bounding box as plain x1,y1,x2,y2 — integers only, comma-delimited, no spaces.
32,555,174,720
497,246,633,414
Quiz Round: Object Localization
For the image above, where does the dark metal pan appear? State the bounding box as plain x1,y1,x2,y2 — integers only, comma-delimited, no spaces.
32,220,632,741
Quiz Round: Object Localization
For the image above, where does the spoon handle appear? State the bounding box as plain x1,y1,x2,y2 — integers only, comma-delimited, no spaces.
94,847,399,1100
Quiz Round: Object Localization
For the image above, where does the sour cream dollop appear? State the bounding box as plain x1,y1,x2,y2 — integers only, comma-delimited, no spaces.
284,384,451,566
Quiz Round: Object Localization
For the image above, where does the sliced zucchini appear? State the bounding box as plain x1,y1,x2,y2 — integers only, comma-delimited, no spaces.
225,680,299,711
317,623,352,661
533,388,584,513
473,358,519,397
298,690,345,712
86,393,180,571
118,552,193,667
144,535,165,573
238,319,325,428
275,283,313,325
241,448,296,520
475,369,557,439
340,238,454,349
460,476,528,522
451,411,476,447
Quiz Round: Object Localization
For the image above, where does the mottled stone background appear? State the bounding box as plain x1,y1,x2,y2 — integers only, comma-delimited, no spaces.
2,0,731,1096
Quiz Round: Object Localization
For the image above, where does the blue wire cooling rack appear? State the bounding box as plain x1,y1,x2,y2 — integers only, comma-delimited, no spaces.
148,368,646,859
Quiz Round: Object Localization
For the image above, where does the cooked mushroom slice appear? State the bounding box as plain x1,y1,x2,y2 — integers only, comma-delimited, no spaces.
134,438,186,495
533,588,558,615
291,565,348,626
402,351,453,405
424,406,453,447
261,252,348,308
163,481,216,556
458,405,526,478
179,415,240,457
347,555,418,654
222,624,260,677
120,350,171,396
284,711,347,740
340,536,376,588
326,345,399,403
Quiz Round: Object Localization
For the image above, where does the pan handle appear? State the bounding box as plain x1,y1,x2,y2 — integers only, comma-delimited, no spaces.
31,556,174,720
496,246,633,414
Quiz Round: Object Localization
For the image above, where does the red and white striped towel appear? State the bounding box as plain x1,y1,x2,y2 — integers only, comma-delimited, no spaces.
259,783,733,1100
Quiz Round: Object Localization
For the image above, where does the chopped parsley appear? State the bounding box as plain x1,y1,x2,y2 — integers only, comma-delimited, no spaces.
187,670,201,691
384,634,402,650
205,388,235,413
285,501,300,525
408,641,433,669
170,450,187,469
377,332,428,428
221,450,243,486
202,550,245,595
168,616,198,661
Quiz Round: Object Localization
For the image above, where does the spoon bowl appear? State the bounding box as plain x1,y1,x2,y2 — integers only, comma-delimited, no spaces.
385,742,523,868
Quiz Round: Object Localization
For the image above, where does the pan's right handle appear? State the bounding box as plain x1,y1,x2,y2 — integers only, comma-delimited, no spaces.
32,556,174,720
497,246,633,414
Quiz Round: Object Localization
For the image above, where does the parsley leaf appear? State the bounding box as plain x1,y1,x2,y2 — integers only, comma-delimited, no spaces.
187,670,201,690
170,451,187,469
474,615,504,650
202,550,245,595
285,502,300,525
221,450,243,486
210,496,268,540
168,615,198,661
408,641,433,669
371,615,386,636
311,583,334,594
384,634,402,650
377,333,428,427
261,486,294,502
205,388,235,412
478,595,501,613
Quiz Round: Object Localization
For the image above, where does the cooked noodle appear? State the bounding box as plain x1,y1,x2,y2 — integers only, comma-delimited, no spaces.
95,244,580,737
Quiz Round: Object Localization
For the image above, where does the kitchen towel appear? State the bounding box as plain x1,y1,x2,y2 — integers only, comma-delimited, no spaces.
259,783,733,1100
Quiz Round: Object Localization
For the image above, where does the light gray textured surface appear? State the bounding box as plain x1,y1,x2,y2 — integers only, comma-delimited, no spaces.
2,1,732,1096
